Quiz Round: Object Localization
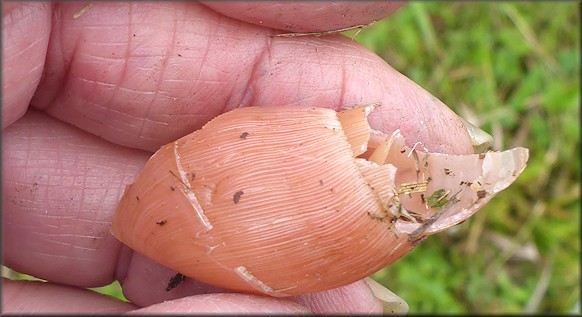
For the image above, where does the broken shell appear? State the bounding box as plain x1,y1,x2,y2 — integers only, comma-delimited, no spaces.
111,105,528,297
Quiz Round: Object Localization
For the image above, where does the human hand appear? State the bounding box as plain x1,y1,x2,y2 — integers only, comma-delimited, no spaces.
2,1,478,314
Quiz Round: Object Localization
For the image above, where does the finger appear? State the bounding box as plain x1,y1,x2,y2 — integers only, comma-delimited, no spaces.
32,2,473,154
290,279,383,314
200,1,407,32
1,1,52,128
2,278,136,314
119,251,228,307
2,110,148,287
127,293,310,314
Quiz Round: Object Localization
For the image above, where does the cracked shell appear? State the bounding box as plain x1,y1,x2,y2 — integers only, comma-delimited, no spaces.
110,105,529,296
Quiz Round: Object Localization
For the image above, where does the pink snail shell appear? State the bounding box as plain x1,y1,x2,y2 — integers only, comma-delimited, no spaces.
110,105,528,296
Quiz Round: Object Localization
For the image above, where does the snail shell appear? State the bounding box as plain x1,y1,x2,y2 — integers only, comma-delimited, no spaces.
111,105,528,296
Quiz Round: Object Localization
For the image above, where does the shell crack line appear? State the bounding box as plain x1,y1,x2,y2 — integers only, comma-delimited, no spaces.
234,266,288,297
174,141,213,232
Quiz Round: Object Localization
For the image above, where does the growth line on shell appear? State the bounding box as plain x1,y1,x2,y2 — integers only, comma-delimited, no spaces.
234,266,288,297
173,141,213,232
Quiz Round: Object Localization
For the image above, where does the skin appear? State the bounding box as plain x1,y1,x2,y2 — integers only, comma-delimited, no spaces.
2,1,473,314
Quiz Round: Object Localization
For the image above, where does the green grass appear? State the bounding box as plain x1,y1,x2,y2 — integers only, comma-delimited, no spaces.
4,2,579,314
90,280,128,302
345,2,580,314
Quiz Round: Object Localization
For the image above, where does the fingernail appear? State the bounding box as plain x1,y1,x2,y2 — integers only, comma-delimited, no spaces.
458,117,494,153
364,277,409,315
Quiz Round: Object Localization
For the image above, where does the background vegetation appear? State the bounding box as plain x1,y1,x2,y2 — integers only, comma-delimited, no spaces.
349,1,580,314
3,1,579,314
